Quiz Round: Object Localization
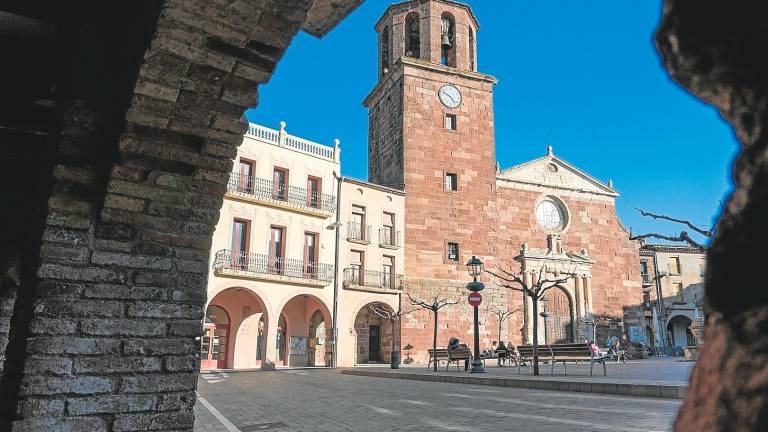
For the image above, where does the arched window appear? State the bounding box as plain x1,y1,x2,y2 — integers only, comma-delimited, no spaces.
469,27,476,71
404,12,420,59
381,26,390,75
440,13,456,67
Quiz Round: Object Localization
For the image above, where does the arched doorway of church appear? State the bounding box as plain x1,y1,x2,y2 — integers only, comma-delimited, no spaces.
201,305,230,369
308,309,329,367
667,315,694,347
543,287,575,344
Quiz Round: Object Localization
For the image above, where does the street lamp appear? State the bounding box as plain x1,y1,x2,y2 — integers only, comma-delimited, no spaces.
465,256,485,373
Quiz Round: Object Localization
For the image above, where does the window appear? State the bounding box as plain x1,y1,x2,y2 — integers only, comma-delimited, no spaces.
303,232,318,277
672,282,685,302
444,113,457,131
640,261,649,283
269,226,285,274
307,176,321,208
231,219,249,269
445,172,458,191
535,197,568,232
350,205,367,241
382,212,396,246
440,13,456,67
237,159,254,193
668,257,681,275
404,13,420,58
273,167,288,201
469,27,476,71
382,256,394,289
447,242,460,262
350,250,364,284
381,26,390,75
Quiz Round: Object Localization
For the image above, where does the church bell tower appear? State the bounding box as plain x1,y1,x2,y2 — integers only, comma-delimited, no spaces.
364,0,498,279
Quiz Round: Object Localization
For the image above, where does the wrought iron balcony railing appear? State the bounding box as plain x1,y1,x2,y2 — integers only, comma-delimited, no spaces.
228,173,336,213
343,268,403,291
213,250,334,282
347,222,372,243
641,273,652,285
379,228,401,248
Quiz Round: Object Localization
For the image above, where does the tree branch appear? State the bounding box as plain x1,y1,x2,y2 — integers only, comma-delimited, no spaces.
630,231,705,249
635,208,713,238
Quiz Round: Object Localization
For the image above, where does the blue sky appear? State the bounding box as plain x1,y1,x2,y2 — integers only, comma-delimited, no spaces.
247,0,738,244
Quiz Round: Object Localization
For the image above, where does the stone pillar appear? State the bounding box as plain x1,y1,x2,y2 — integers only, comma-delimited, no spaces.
585,276,594,315
575,276,584,318
263,327,279,370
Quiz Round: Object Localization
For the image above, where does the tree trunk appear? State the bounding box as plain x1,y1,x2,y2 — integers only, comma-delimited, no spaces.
532,296,540,376
391,319,396,353
498,319,502,343
433,309,438,372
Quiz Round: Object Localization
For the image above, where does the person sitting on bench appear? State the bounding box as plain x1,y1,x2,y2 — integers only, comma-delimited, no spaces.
589,340,607,357
495,340,508,367
448,337,469,371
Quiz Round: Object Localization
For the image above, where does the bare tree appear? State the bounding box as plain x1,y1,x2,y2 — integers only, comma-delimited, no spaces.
487,306,523,343
407,288,459,372
368,295,413,368
485,266,575,376
629,208,714,249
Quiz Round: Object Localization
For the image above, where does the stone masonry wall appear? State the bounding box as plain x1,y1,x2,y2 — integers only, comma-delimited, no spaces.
2,1,316,430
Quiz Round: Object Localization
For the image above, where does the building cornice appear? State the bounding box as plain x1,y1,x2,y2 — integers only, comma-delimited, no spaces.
343,177,406,196
363,57,497,107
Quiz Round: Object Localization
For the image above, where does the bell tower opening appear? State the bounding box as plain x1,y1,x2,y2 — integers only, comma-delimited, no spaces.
381,25,391,76
404,12,421,59
440,13,456,67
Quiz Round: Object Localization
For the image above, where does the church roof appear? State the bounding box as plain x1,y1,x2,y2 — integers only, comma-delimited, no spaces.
497,146,619,198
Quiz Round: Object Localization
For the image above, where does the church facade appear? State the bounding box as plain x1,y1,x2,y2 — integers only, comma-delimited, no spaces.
364,0,643,361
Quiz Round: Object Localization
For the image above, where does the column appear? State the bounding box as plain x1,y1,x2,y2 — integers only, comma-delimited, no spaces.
262,313,279,370
575,276,584,318
524,272,534,344
585,276,594,315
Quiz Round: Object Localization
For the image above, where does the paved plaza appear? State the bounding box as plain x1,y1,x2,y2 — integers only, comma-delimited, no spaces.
194,365,683,432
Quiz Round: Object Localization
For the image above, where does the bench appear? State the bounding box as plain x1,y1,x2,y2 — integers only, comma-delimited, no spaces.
447,344,471,371
549,343,607,376
516,343,608,376
427,348,449,370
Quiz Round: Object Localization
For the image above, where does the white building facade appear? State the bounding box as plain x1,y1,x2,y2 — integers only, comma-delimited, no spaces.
201,122,405,370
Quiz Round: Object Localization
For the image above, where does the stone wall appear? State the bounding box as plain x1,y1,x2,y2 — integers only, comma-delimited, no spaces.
0,0,319,430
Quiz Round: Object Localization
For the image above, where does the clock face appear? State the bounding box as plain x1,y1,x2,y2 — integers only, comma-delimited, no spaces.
438,84,462,108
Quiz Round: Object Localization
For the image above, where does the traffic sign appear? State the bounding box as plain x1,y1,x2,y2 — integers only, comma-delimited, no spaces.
468,292,482,307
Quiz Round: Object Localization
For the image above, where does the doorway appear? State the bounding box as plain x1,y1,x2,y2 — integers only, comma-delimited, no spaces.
200,305,230,369
369,325,381,362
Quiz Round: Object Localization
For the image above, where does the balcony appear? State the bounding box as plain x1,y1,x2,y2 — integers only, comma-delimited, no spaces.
379,228,401,249
213,250,334,287
347,222,372,245
343,268,403,293
226,174,336,217
641,273,652,285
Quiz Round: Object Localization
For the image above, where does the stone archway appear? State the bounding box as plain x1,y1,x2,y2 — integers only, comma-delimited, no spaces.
354,302,396,365
275,294,332,367
667,315,694,348
308,309,329,367
207,287,270,370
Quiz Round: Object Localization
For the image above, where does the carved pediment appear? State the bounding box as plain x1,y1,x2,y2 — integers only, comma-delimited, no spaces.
497,147,618,197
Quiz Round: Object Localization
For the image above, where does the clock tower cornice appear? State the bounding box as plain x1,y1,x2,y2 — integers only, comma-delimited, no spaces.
363,56,497,108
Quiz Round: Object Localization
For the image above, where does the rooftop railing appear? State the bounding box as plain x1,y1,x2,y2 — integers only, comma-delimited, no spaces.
213,250,334,283
228,173,336,213
246,122,339,162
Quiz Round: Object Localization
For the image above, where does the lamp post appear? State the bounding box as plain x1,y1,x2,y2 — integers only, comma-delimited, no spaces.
466,256,485,373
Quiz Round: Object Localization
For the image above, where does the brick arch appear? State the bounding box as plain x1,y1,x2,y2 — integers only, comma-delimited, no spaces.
0,0,342,429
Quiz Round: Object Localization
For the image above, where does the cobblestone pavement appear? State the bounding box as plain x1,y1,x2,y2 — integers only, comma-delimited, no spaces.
194,368,681,432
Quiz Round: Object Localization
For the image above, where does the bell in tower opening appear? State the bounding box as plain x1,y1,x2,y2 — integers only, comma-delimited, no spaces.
440,13,456,67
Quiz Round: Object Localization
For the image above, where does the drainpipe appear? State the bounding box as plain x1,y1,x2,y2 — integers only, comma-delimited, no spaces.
331,171,343,368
